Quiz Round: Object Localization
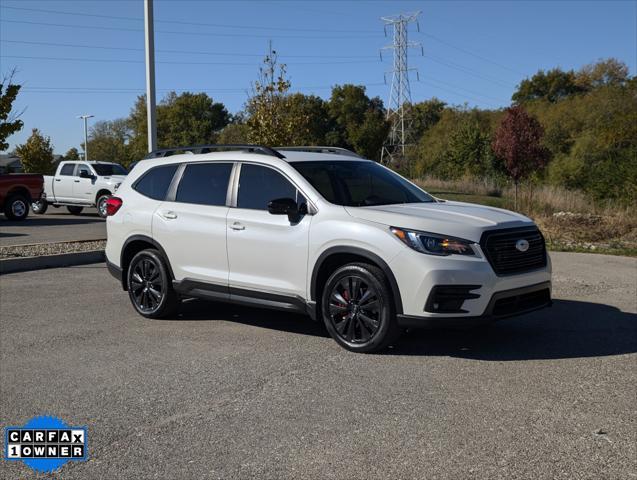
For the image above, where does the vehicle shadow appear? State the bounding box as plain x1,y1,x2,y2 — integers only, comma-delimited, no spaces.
390,299,637,360
171,298,329,338
0,232,29,238
167,298,636,360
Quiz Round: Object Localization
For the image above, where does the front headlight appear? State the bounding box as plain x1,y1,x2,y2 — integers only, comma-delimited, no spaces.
390,227,476,256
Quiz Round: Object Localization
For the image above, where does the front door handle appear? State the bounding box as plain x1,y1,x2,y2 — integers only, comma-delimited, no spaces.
230,222,245,231
160,211,177,220
74,180,80,183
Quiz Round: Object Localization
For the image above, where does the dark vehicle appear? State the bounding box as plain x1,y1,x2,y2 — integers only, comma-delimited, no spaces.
0,173,44,221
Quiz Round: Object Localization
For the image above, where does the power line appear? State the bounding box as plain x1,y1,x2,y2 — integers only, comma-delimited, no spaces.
2,54,378,67
1,39,378,60
0,18,376,40
0,5,378,34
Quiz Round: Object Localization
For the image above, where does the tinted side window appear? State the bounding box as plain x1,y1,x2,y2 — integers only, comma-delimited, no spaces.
60,164,75,176
237,164,297,210
133,164,178,200
77,164,91,177
176,163,232,206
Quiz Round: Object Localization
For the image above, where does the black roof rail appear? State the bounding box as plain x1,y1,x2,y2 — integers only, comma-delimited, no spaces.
143,144,286,160
275,146,363,158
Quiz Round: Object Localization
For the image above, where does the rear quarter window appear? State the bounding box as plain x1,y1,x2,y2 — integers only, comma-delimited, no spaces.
133,164,178,200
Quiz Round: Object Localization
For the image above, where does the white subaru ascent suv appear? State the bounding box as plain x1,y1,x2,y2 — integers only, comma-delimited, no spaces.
105,145,551,353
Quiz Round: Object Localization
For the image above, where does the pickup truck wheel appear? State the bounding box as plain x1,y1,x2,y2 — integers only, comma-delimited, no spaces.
321,263,400,353
96,194,110,218
67,206,84,215
32,199,48,214
127,249,180,319
4,194,30,221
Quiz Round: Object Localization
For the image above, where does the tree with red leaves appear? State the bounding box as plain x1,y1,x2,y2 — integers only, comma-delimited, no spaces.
492,106,550,209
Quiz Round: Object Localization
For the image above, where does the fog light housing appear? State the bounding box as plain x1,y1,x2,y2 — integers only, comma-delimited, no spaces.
425,285,481,313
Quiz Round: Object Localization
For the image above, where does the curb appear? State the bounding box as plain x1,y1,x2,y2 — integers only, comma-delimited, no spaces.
0,251,105,275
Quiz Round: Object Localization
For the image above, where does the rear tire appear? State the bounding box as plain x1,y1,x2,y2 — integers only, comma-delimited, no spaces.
321,263,400,353
67,206,84,215
32,199,48,214
127,249,180,319
4,194,29,221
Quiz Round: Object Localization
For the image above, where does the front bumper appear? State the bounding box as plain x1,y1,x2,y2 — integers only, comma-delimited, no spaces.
397,281,551,328
389,246,552,325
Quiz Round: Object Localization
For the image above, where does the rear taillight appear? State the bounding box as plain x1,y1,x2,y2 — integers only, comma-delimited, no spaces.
105,196,123,216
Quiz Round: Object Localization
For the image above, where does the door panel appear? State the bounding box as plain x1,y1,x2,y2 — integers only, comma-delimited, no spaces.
227,163,311,299
72,163,94,202
54,163,76,201
152,162,234,285
227,209,311,298
154,202,229,284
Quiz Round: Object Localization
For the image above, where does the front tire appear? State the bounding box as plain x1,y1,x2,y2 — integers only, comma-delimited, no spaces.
67,206,84,215
96,194,110,218
4,194,29,220
127,249,180,318
321,263,400,353
32,199,48,214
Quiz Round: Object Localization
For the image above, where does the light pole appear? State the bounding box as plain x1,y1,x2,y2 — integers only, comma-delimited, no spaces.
77,114,94,161
144,0,157,153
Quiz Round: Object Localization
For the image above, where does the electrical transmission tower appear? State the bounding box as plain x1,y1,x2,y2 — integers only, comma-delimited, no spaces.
380,12,423,167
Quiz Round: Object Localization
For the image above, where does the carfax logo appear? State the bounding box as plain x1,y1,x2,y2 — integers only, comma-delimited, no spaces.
4,415,88,474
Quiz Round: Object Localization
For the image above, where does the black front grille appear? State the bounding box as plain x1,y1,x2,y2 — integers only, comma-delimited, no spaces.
480,227,547,275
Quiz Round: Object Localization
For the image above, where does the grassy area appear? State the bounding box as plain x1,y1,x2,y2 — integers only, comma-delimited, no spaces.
417,180,637,257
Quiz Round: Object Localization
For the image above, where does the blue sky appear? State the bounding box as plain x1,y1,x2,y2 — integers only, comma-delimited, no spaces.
1,0,635,154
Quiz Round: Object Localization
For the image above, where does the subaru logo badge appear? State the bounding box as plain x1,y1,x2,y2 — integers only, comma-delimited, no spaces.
515,239,530,252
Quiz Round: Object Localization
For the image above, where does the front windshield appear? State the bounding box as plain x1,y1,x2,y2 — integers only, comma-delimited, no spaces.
92,163,128,176
290,160,434,207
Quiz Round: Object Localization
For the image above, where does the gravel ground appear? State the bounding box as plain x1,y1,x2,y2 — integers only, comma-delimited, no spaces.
0,240,106,259
0,252,635,479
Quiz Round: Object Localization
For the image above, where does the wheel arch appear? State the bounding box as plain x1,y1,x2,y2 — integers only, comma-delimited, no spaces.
6,186,32,202
310,246,403,315
95,189,112,204
120,235,174,290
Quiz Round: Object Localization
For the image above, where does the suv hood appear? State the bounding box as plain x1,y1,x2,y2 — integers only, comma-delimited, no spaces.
344,200,534,243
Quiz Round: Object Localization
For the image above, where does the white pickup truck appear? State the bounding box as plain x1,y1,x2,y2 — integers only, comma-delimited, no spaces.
32,161,128,218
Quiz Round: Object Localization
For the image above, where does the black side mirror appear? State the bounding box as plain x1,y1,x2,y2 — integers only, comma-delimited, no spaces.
79,170,93,179
268,197,300,222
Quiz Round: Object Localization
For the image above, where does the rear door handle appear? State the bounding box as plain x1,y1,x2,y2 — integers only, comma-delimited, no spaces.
230,222,245,231
74,180,80,183
160,211,177,220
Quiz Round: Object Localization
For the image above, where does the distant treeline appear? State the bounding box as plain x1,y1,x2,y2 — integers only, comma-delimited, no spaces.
15,57,636,203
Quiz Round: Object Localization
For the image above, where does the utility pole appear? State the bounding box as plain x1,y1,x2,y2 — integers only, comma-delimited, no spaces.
77,114,94,161
144,0,157,153
380,12,423,169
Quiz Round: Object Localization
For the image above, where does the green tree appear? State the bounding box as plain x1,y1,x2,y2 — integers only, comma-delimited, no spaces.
217,123,250,144
410,98,446,139
15,128,55,174
64,147,80,160
575,58,629,89
512,68,584,104
86,119,133,166
246,49,295,145
128,92,230,160
327,84,389,160
284,93,333,146
0,71,23,151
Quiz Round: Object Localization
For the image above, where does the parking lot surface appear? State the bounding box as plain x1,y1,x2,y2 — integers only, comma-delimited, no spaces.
1,251,635,479
0,209,105,246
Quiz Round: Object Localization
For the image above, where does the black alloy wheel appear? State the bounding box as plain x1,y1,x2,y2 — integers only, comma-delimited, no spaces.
321,263,400,353
329,275,381,344
127,249,180,318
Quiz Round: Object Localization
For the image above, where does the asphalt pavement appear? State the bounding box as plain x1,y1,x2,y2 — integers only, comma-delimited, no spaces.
0,208,105,246
0,252,635,479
